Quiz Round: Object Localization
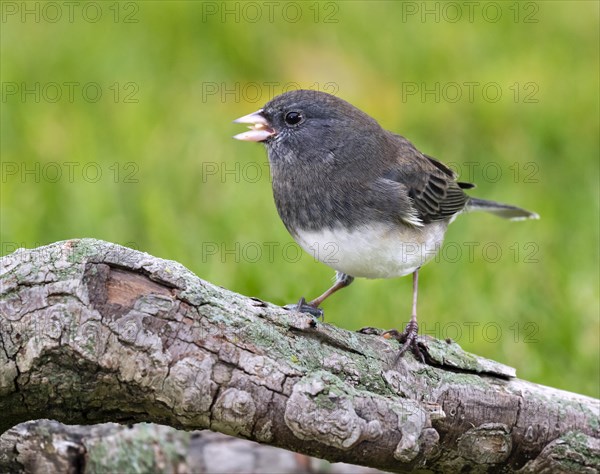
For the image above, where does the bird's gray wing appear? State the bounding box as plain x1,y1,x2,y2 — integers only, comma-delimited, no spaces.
380,139,473,224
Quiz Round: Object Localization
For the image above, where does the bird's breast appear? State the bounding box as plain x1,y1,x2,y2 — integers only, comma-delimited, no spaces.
292,221,448,278
271,174,352,231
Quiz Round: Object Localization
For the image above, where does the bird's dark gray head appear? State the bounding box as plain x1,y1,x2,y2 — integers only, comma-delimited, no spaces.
234,90,382,167
234,90,400,231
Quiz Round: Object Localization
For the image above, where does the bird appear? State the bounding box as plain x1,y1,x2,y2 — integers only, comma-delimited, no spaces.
233,90,538,360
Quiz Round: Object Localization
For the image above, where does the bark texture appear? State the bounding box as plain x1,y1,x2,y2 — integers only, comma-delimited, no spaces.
0,239,598,473
0,420,385,474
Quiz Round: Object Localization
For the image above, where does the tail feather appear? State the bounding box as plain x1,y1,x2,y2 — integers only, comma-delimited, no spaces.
467,197,539,221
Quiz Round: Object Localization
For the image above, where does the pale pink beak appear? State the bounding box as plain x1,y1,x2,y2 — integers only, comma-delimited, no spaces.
233,109,276,142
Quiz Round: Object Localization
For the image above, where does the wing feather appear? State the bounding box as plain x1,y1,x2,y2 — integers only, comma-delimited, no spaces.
388,140,472,223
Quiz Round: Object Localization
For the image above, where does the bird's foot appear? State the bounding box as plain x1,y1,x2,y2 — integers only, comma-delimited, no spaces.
383,320,424,363
284,297,324,320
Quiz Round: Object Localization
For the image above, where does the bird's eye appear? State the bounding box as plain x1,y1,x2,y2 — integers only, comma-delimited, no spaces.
284,111,303,126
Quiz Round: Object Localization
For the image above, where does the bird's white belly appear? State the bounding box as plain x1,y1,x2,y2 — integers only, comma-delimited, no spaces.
293,222,448,279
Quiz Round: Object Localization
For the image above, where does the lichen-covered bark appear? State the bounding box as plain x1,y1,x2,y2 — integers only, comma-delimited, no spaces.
0,420,385,474
0,239,598,473
0,421,188,474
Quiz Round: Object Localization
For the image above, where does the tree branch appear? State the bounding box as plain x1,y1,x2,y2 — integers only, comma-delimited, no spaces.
1,239,598,473
0,420,385,474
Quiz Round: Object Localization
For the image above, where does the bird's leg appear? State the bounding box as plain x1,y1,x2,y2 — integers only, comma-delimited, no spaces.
382,269,424,361
284,272,354,320
308,272,355,307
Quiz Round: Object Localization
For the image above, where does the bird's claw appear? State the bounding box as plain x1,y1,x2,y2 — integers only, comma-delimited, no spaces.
284,297,324,320
383,320,424,363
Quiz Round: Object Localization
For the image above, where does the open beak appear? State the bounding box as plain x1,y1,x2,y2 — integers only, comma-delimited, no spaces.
233,109,276,142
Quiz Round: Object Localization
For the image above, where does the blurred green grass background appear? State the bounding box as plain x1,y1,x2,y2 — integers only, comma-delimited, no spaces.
1,1,598,397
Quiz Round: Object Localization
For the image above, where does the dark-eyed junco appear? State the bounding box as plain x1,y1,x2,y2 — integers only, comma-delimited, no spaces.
233,90,538,359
